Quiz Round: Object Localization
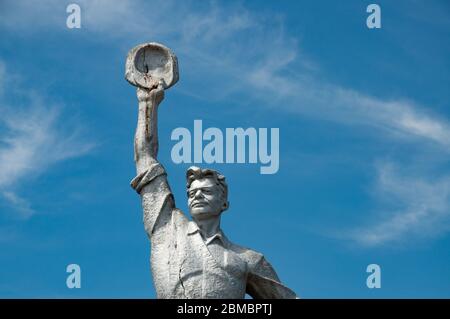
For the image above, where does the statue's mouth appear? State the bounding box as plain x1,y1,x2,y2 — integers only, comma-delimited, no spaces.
192,202,207,208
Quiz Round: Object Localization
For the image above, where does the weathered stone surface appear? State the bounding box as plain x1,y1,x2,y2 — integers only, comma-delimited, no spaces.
126,42,297,299
125,42,179,90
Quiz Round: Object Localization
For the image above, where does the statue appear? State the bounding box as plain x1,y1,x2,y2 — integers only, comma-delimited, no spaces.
126,42,297,299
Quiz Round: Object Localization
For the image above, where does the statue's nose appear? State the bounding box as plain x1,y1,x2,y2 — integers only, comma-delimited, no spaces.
194,190,203,199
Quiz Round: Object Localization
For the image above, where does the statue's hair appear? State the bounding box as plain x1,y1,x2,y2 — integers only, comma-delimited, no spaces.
186,166,228,204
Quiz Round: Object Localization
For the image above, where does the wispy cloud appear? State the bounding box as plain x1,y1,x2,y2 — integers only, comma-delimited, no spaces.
280,85,450,150
0,191,34,219
0,61,94,218
348,162,450,246
2,0,449,243
1,1,448,149
76,0,450,150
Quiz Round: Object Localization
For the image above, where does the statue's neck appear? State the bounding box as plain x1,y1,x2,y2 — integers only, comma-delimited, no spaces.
194,215,221,239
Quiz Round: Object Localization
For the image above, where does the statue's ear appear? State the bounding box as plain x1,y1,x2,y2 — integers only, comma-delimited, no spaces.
222,201,230,212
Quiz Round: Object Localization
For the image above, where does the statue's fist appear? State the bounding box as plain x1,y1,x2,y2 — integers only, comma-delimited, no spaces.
137,81,165,105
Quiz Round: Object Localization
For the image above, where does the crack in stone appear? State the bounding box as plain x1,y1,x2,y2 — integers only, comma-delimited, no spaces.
178,258,188,299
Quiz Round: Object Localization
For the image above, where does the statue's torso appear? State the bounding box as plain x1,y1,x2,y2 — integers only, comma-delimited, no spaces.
150,209,249,299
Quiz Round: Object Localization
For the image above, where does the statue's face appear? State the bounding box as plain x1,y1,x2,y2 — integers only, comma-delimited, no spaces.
188,178,226,220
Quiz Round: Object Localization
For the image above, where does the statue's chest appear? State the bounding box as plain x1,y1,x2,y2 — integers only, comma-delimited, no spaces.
151,226,247,298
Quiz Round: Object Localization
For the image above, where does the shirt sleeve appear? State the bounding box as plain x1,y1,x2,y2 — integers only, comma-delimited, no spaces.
246,255,298,299
130,162,175,237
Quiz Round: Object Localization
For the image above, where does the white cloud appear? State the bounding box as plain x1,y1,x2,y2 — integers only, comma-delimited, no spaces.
0,62,94,218
1,191,34,219
286,85,450,150
0,0,63,31
59,0,450,151
3,0,448,150
349,163,450,246
2,0,450,244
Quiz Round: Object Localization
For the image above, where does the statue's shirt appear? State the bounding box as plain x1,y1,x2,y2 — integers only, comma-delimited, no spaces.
131,163,297,299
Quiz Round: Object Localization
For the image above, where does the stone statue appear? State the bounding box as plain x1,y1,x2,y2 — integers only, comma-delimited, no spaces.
126,42,297,299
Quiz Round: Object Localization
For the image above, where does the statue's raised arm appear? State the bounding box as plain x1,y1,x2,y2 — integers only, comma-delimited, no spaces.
126,43,179,237
134,84,164,173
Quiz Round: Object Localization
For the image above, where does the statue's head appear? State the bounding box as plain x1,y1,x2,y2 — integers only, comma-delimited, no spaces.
186,166,229,220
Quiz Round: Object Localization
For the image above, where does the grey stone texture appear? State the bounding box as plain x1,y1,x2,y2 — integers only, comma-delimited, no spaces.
126,42,297,299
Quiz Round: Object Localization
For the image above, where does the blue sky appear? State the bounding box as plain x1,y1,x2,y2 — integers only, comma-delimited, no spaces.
0,0,449,298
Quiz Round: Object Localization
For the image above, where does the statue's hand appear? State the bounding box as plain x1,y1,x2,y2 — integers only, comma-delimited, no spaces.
137,81,165,105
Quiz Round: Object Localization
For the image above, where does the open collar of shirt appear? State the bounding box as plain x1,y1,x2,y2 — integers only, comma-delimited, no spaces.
187,221,230,247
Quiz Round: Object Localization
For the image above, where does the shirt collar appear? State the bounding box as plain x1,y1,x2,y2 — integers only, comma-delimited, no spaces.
187,221,228,246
